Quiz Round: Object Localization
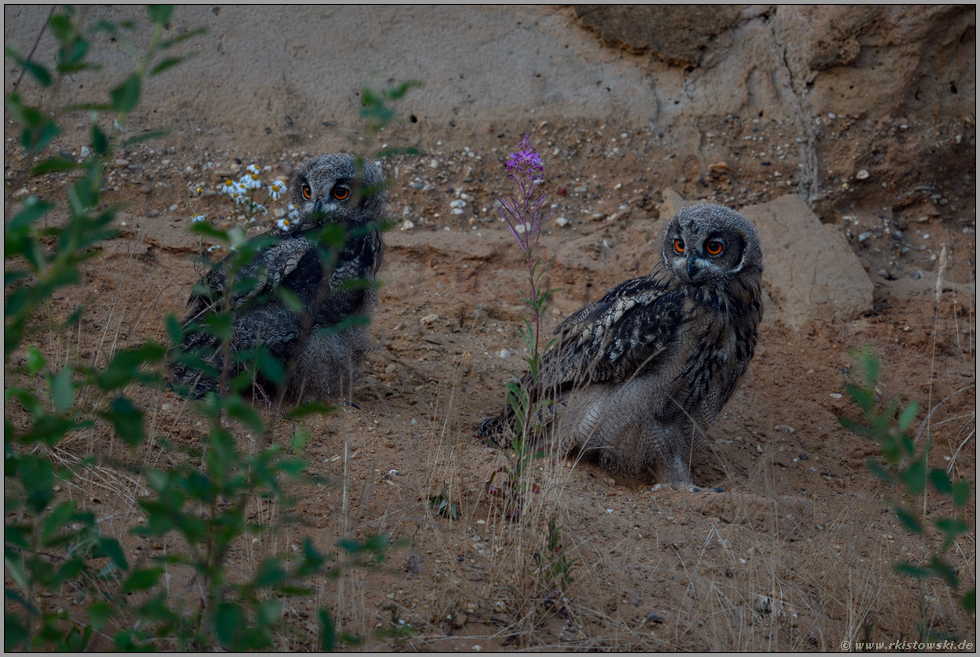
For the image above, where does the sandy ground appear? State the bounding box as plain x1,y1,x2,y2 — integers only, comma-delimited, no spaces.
4,5,976,652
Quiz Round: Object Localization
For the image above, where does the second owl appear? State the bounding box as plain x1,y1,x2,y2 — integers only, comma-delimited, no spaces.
169,153,386,402
480,203,764,489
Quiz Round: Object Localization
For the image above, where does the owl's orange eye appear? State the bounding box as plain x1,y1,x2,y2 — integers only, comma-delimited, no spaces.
332,186,350,201
705,240,724,256
302,183,312,200
673,238,685,254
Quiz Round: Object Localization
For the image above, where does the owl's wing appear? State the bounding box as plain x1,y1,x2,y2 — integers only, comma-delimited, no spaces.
539,272,687,390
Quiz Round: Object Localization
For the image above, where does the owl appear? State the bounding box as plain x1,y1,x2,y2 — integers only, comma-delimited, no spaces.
169,153,387,402
480,203,764,489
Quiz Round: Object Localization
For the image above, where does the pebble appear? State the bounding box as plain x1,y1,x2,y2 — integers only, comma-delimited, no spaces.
555,216,570,227
497,349,510,359
420,313,439,326
774,425,795,434
138,184,151,194
573,186,588,193
855,169,870,180
113,158,130,168
400,219,415,231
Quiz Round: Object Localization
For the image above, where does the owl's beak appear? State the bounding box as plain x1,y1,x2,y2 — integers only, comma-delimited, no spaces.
686,256,708,283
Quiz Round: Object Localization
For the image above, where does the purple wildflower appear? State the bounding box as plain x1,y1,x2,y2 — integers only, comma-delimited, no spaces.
506,134,544,176
497,134,551,255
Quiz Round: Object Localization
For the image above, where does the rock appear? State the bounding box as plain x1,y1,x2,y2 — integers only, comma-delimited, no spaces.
659,188,699,219
738,193,874,330
138,184,152,195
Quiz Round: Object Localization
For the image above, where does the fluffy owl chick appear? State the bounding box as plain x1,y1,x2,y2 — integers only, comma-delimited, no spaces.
480,203,763,488
169,153,387,401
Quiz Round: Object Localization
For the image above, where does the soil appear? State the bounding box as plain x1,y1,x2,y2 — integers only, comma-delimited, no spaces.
4,5,976,652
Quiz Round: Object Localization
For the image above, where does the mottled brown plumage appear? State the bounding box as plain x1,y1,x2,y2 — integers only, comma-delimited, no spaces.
480,203,763,488
169,153,386,401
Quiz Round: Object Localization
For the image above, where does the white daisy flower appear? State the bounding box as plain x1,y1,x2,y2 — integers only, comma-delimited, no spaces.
238,172,261,190
207,244,221,253
191,214,205,223
286,203,301,222
269,179,287,200
245,164,261,175
276,217,291,231
219,179,237,195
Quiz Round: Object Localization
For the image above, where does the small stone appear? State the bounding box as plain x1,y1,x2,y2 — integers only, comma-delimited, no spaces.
855,169,870,180
400,219,415,231
114,158,130,168
138,184,151,195
497,349,510,359
420,313,439,326
555,216,570,227
774,425,795,434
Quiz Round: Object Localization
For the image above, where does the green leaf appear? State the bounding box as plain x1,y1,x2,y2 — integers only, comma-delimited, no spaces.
384,79,423,100
929,555,960,589
5,554,31,591
845,384,873,411
87,601,114,632
285,401,336,420
257,599,281,626
319,608,336,651
90,124,109,155
893,562,930,580
49,365,75,413
95,537,129,571
101,396,146,445
215,601,245,647
928,467,953,495
120,129,170,147
894,506,923,534
861,351,880,386
935,517,969,548
898,457,926,495
110,74,141,114
30,157,76,176
896,400,919,432
225,396,265,433
952,478,970,507
96,342,167,390
147,5,174,26
121,567,163,594
865,459,894,484
40,501,77,543
5,47,53,87
26,347,47,376
255,347,284,384
962,588,975,614
149,56,183,77
255,558,287,587
8,197,53,232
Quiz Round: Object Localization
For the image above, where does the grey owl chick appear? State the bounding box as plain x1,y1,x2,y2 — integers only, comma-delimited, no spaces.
169,153,387,401
480,203,763,488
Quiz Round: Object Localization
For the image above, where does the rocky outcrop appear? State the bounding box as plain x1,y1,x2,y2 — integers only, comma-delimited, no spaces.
661,189,874,330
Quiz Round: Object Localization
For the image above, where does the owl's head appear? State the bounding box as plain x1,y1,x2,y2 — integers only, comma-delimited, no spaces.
661,203,763,287
289,153,387,230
